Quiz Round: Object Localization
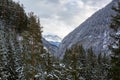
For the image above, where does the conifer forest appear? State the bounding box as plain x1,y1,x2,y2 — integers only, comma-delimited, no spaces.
0,0,120,80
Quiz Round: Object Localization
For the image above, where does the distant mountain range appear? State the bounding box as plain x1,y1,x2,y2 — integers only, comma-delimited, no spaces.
58,0,118,58
42,38,58,56
43,34,62,47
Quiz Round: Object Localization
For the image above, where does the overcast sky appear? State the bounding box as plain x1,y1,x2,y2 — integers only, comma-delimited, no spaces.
13,0,112,38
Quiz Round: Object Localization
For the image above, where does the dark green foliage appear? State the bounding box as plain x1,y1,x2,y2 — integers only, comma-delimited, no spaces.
98,53,102,65
63,45,86,66
0,0,113,80
63,45,110,80
63,45,86,79
0,0,46,80
0,0,28,33
21,12,44,79
111,2,120,31
43,52,57,80
109,1,120,80
87,47,97,68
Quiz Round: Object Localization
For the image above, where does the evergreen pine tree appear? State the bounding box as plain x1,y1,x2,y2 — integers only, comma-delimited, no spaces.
44,52,54,80
0,21,20,80
63,45,87,80
86,47,97,80
21,12,44,80
0,0,28,32
109,1,120,80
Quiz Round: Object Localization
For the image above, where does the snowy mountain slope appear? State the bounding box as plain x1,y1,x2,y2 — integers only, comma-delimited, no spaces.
58,0,119,58
42,38,58,56
43,34,62,42
49,41,61,47
43,34,62,47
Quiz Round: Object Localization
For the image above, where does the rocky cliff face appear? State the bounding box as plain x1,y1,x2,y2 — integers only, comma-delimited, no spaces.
58,0,119,58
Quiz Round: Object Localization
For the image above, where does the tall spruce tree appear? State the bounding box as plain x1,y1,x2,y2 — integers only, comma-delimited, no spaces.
63,44,111,80
86,47,97,80
0,0,28,32
0,21,21,80
109,1,120,80
63,45,86,80
21,12,44,80
44,52,55,80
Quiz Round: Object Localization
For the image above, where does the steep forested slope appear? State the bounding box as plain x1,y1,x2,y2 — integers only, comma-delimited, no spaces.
58,0,118,58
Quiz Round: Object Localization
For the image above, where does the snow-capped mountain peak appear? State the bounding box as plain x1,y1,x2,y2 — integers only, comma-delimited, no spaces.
43,34,62,42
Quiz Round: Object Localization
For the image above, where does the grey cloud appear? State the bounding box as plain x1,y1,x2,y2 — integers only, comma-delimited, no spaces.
13,0,112,38
42,0,60,4
81,0,112,7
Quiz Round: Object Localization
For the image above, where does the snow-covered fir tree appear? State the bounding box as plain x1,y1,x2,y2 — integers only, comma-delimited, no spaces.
63,45,110,80
109,1,120,80
0,0,28,79
21,12,44,80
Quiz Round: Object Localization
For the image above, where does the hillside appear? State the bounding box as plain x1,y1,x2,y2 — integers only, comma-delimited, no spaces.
58,0,118,58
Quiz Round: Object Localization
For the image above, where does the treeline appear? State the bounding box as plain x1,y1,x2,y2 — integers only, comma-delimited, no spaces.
0,0,120,80
0,0,44,80
0,0,28,32
62,45,110,80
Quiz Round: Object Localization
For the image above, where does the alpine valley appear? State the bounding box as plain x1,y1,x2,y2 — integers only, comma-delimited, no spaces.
57,0,119,58
0,0,120,80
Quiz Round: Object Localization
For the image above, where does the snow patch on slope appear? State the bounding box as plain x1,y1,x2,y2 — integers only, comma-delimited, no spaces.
43,34,62,42
58,0,117,58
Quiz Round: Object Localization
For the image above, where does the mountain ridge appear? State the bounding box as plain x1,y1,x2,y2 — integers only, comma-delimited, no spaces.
43,34,62,42
42,38,58,56
58,0,118,58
